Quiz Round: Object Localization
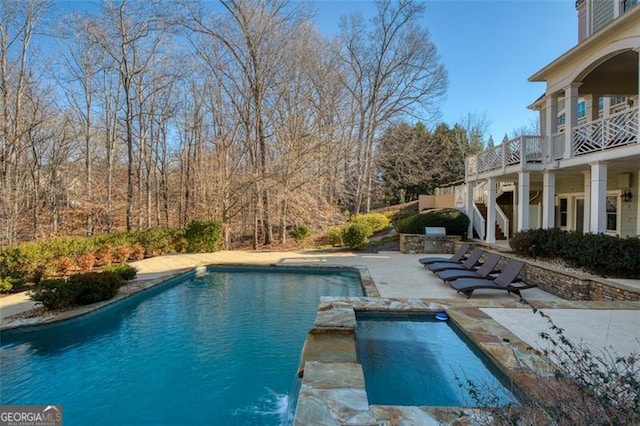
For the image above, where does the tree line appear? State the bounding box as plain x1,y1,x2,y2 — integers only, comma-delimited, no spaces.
1,0,484,248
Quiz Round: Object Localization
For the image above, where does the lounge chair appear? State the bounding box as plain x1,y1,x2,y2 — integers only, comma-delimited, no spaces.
418,244,470,266
426,248,484,272
435,252,502,282
449,259,536,299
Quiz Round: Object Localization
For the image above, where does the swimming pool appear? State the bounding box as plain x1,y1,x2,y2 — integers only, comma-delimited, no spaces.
0,266,364,425
355,312,519,407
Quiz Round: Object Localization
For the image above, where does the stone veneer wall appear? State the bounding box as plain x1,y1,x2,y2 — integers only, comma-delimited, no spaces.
399,234,461,254
457,243,640,302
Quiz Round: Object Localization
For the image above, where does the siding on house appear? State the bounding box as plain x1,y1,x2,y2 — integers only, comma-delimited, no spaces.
592,0,614,33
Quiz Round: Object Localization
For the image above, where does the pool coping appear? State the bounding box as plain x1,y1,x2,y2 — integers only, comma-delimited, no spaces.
0,264,376,332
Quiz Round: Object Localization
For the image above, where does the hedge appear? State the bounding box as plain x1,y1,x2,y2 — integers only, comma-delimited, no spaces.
509,228,640,278
394,208,470,236
30,271,124,310
185,220,223,253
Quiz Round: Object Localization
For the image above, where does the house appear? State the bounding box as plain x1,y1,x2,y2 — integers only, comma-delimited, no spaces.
463,0,640,243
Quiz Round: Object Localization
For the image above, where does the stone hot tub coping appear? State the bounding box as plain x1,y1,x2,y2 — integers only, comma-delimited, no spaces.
293,296,564,425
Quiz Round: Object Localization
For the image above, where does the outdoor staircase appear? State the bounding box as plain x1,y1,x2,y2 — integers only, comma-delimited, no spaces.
475,203,507,240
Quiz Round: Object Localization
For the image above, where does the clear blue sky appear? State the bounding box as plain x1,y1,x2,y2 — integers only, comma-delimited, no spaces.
315,0,578,142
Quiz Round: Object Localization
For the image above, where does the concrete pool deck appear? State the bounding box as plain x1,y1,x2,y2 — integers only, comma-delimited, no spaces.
3,249,637,356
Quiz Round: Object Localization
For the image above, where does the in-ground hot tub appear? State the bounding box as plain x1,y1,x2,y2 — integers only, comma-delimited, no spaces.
355,311,519,407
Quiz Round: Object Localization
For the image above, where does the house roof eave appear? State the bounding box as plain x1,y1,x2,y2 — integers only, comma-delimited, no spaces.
528,6,640,83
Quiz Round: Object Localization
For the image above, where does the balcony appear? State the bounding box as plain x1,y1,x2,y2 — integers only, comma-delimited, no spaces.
466,106,640,179
466,136,543,178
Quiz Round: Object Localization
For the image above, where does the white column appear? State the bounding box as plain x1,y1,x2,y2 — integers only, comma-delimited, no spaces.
585,94,600,121
542,171,555,228
636,48,640,141
545,95,558,161
590,162,607,233
564,83,581,158
636,170,640,237
466,182,474,239
486,177,497,243
602,96,611,118
583,170,591,233
517,172,530,231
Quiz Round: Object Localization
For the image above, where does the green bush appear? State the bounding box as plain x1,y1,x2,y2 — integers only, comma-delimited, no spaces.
394,208,470,236
290,225,312,243
343,223,370,249
30,278,82,310
509,229,640,278
389,209,419,225
185,220,223,253
102,264,138,281
350,213,390,234
30,272,124,309
72,272,123,305
325,226,346,246
0,277,13,293
131,227,185,256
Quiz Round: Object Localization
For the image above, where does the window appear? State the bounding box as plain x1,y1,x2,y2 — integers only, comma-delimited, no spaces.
559,198,568,227
557,114,566,126
610,96,627,107
622,0,638,13
606,195,618,232
577,101,586,118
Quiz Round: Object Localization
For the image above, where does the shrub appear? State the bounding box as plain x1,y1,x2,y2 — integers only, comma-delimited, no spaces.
185,220,223,253
77,252,96,272
113,245,132,264
394,208,470,236
509,229,640,277
30,272,124,309
102,264,138,281
350,213,390,234
393,215,414,234
0,277,13,293
30,278,81,310
130,244,145,261
57,256,76,276
72,272,123,305
389,209,419,225
290,225,312,243
133,227,185,256
343,223,370,249
95,244,114,267
325,226,346,246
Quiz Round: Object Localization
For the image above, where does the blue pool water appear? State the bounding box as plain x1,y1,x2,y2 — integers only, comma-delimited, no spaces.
355,312,519,407
0,266,363,425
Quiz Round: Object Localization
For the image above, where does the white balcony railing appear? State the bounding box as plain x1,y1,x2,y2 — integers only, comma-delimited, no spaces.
466,135,544,177
465,107,639,177
572,106,639,156
552,132,564,160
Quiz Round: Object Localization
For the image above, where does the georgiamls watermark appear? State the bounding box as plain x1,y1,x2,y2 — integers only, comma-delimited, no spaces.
0,405,62,426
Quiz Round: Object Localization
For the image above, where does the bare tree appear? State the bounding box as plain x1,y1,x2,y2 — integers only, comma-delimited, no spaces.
338,0,447,214
0,0,49,244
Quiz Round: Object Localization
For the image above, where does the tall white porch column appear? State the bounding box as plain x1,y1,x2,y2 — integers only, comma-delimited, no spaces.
465,182,475,239
517,172,530,231
585,94,600,121
590,162,607,233
564,83,581,158
636,48,640,140
542,171,555,228
486,177,497,243
582,170,591,233
545,95,558,161
637,171,640,237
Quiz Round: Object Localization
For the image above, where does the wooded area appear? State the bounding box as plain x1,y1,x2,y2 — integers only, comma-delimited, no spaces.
1,0,483,248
